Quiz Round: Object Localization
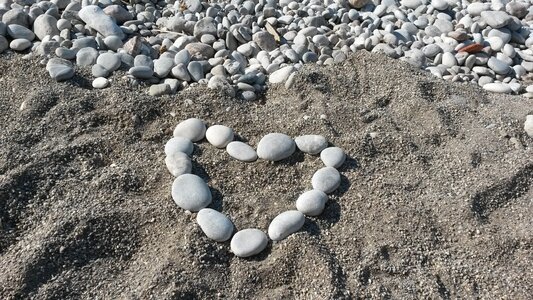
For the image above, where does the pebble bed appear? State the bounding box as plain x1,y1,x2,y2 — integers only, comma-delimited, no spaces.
166,118,346,258
0,0,533,98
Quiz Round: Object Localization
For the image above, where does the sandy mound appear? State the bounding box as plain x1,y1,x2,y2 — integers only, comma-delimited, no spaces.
1,51,532,299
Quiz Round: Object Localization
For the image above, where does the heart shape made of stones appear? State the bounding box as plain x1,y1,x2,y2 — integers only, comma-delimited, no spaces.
165,118,346,258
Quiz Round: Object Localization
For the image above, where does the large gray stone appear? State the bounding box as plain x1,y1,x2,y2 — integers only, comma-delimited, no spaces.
33,14,59,41
197,208,234,242
7,24,35,40
296,190,328,216
79,5,125,39
173,118,206,142
171,174,212,212
294,135,327,155
257,133,296,161
481,11,512,29
46,58,75,81
226,141,258,162
194,17,217,39
312,167,341,194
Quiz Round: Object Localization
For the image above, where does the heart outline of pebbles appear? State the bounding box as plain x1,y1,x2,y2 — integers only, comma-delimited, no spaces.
166,118,347,258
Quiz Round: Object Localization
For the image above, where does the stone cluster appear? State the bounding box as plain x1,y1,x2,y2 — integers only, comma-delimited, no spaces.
166,118,346,257
1,0,532,97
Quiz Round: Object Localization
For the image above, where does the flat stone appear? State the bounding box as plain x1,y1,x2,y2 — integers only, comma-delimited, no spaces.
46,58,75,81
128,66,153,79
487,57,510,75
166,151,192,177
92,77,109,89
268,210,305,241
230,229,268,258
56,47,77,60
149,83,171,96
165,136,194,156
185,42,215,60
7,24,35,40
320,147,346,168
296,190,328,216
483,82,512,94
79,5,125,39
196,208,234,242
480,11,512,29
206,125,234,148
269,66,295,84
173,118,206,142
226,141,258,162
312,167,341,194
257,133,296,161
76,47,99,66
171,174,211,211
295,135,327,155
9,38,31,51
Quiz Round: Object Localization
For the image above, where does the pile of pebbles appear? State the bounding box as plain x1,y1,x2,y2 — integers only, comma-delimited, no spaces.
1,0,532,97
166,118,346,257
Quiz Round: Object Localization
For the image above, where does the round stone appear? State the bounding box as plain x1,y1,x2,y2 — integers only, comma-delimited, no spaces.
226,141,258,162
92,77,109,89
97,52,121,72
33,14,59,41
296,190,328,216
294,135,328,155
230,229,268,258
257,133,296,161
268,210,305,241
9,38,31,51
206,125,234,148
196,208,234,242
165,151,192,177
312,167,341,194
171,174,212,212
165,136,194,156
173,118,206,142
320,147,346,168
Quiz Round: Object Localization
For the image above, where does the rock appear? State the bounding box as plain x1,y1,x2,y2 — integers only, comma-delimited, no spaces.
134,55,154,68
171,63,191,81
458,43,483,54
166,151,192,177
196,208,234,242
56,47,77,60
320,147,346,168
253,31,276,51
294,135,328,155
269,66,295,84
97,52,121,71
165,136,194,156
154,58,174,78
128,66,153,79
7,24,35,40
103,35,123,51
76,47,99,66
92,64,110,77
123,36,141,56
193,17,217,39
312,167,341,194
33,14,59,41
467,3,491,16
46,58,75,81
78,5,125,39
241,91,256,101
524,115,533,138
92,77,109,89
483,83,512,94
226,141,258,162
487,57,510,75
103,5,133,24
230,229,268,258
185,42,215,60
9,38,31,51
432,0,449,10
268,210,305,241
296,190,328,216
187,61,204,82
0,36,8,53
2,9,29,27
206,125,234,148
171,174,211,211
165,79,180,94
184,0,202,13
506,1,529,18
173,118,206,142
349,0,370,8
480,11,512,29
442,52,457,67
149,83,171,96
257,133,296,161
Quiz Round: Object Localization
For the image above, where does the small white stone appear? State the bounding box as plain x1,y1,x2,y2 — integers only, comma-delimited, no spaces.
268,210,305,241
294,135,328,155
320,147,346,168
196,208,234,242
312,167,341,194
257,133,295,161
226,141,258,162
230,229,268,258
296,190,328,216
92,77,109,89
165,137,194,156
206,125,234,148
171,174,212,212
165,151,192,177
173,118,206,142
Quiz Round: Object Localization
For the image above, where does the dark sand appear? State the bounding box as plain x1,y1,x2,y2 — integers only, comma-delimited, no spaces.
0,51,532,299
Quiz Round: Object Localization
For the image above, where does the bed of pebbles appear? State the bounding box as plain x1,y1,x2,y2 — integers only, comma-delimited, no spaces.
0,0,532,98
166,118,346,257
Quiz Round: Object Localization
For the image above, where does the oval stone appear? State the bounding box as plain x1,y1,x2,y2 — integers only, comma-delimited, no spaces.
206,125,234,148
165,151,192,177
173,118,206,142
230,228,268,258
294,135,328,155
296,190,328,216
257,133,295,161
312,167,341,194
165,136,194,156
320,147,346,168
268,210,305,241
196,208,234,242
483,82,512,94
226,141,258,162
171,174,212,211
